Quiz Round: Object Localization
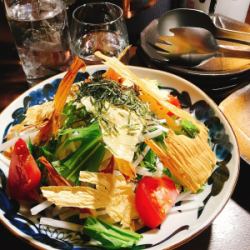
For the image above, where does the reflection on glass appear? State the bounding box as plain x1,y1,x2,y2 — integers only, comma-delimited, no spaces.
4,0,72,85
70,2,129,64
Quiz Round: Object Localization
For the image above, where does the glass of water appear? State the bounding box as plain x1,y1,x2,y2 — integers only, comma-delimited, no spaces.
4,0,72,86
70,2,129,64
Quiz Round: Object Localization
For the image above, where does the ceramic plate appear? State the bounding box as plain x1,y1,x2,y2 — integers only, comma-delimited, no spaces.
0,65,239,250
219,84,250,165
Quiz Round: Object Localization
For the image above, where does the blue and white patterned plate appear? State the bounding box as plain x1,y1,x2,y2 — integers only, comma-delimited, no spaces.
0,65,240,250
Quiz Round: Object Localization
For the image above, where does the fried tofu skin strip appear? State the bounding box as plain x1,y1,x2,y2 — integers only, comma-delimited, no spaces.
41,172,138,228
114,157,136,180
145,130,216,192
37,57,86,143
95,52,216,192
6,102,54,142
41,186,109,208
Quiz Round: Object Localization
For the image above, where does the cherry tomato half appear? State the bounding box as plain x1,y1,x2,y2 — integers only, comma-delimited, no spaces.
135,176,178,228
7,138,41,201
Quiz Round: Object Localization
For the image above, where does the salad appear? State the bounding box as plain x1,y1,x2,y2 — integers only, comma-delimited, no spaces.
2,52,216,249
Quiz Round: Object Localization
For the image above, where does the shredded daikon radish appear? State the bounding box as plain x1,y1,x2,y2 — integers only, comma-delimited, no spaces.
0,154,10,166
144,129,164,140
138,128,164,143
136,167,154,177
136,154,164,177
133,145,150,167
175,192,200,203
158,119,168,124
146,125,169,133
30,200,53,215
156,125,169,133
175,192,192,203
0,154,10,176
0,129,38,152
170,201,204,214
40,217,82,232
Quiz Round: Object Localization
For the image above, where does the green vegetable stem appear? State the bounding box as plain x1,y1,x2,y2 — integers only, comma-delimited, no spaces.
83,217,142,249
180,119,200,138
54,122,105,184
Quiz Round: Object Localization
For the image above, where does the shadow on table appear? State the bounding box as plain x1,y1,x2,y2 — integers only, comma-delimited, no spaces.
231,159,250,212
177,225,212,250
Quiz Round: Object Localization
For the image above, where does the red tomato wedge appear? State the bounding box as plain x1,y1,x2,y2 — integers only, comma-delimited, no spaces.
167,95,181,116
135,176,178,228
7,138,41,201
168,95,181,107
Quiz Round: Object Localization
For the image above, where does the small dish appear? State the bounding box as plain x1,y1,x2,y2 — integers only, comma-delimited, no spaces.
219,84,250,164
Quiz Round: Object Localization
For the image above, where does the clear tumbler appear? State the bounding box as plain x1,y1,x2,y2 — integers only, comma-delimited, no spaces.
4,0,72,85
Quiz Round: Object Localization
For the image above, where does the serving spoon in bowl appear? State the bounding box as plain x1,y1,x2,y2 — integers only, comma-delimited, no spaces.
157,8,250,45
154,27,250,59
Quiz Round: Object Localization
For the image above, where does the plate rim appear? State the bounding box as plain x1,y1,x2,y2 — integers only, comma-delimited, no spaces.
0,65,240,250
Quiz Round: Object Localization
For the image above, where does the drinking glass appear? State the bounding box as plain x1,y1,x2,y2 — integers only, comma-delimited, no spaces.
4,0,72,86
70,2,129,64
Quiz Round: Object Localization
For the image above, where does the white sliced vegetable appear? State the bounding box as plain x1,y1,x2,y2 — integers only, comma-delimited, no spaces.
40,217,82,232
136,167,154,177
170,201,204,214
0,154,10,166
133,145,150,167
0,154,9,177
175,192,201,203
175,192,192,203
158,119,168,124
0,129,38,152
30,200,53,215
155,159,164,177
143,129,164,140
146,125,169,134
156,125,169,133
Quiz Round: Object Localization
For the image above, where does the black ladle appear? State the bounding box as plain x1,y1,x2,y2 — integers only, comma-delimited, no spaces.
158,8,250,45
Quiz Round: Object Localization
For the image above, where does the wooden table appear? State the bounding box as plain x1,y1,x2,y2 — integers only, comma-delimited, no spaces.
0,2,249,250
